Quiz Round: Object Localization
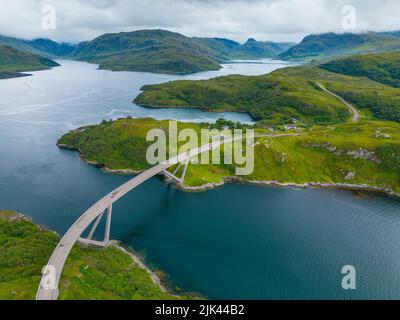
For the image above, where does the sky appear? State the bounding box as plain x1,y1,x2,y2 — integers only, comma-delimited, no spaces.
0,0,399,44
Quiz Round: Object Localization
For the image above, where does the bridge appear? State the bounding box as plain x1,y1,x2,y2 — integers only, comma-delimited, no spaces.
36,137,234,300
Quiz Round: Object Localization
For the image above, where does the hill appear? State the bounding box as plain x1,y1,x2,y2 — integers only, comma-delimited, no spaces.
319,51,400,88
134,65,400,125
0,34,75,58
70,29,295,74
0,45,60,78
278,32,400,62
70,29,222,74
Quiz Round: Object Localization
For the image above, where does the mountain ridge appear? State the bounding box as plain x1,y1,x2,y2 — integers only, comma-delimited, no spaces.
278,31,400,62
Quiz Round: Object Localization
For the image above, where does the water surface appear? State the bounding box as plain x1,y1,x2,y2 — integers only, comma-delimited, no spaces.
0,60,399,299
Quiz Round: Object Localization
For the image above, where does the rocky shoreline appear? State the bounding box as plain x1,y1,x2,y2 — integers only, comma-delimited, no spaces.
109,241,171,294
178,176,400,199
57,143,400,200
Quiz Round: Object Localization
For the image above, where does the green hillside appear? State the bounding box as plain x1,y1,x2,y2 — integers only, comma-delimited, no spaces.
278,32,400,62
70,29,222,74
134,65,400,125
0,35,75,58
0,210,194,300
58,118,400,195
320,51,400,87
0,45,59,78
70,29,295,74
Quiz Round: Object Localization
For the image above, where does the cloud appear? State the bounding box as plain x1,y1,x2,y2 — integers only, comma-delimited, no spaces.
0,0,399,43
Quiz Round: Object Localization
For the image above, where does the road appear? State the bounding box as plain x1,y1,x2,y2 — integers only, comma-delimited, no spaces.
315,82,360,122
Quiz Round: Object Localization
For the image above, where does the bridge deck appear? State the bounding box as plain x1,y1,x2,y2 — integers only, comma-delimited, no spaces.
36,140,226,300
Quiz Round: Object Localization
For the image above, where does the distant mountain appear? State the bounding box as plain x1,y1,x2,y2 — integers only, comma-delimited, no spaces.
320,51,400,88
278,32,400,62
193,37,241,60
70,29,222,75
70,29,296,74
0,44,60,79
0,35,75,58
195,37,295,60
230,38,295,59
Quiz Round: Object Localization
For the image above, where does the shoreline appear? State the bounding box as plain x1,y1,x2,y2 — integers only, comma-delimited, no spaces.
58,143,400,200
133,101,253,119
109,241,171,294
179,176,400,200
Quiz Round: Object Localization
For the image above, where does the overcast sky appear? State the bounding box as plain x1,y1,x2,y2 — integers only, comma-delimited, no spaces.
0,0,399,44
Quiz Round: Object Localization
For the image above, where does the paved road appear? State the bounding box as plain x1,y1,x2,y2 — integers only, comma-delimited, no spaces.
315,82,360,122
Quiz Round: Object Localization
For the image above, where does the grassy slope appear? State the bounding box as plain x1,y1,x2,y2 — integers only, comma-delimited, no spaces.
278,32,400,62
134,67,350,125
71,30,222,75
0,210,191,300
134,65,400,125
0,45,59,78
319,51,400,88
58,118,400,194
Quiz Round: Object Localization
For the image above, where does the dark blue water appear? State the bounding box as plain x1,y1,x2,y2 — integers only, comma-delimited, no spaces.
1,60,400,299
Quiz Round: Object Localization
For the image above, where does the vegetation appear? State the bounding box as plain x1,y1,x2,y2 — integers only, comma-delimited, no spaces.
0,211,58,299
70,29,295,74
134,65,400,125
0,44,59,78
70,29,223,75
58,117,400,194
278,32,400,62
320,51,400,88
0,210,193,300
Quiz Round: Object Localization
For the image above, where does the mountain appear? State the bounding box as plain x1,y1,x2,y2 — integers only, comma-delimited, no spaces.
278,32,400,62
195,37,295,60
320,51,400,88
70,29,296,74
193,37,241,60
0,35,75,58
0,45,60,79
70,29,222,75
230,38,295,59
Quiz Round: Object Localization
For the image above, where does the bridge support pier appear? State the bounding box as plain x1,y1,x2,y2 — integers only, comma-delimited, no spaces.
78,204,113,248
163,159,190,186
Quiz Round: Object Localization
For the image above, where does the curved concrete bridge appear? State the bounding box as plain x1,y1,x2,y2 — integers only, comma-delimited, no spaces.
36,138,230,300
